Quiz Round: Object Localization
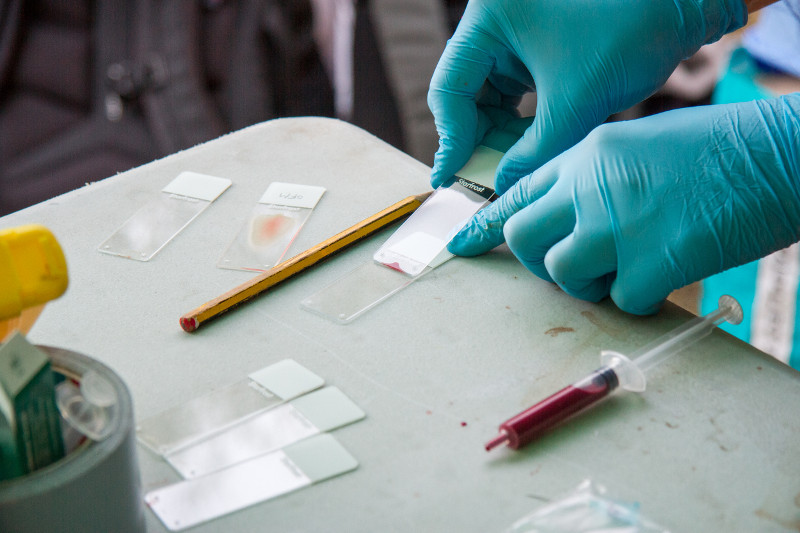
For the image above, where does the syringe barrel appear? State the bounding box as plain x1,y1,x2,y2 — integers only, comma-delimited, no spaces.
631,295,742,373
492,367,619,449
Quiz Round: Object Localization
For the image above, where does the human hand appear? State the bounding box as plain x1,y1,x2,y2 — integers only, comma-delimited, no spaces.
448,95,800,314
427,0,747,193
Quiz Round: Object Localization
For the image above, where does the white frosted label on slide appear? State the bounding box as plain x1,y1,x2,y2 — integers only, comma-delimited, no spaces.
259,182,326,209
384,232,447,267
162,172,232,201
248,359,324,401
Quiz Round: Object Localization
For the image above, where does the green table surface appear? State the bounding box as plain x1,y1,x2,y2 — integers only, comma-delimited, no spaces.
3,118,799,532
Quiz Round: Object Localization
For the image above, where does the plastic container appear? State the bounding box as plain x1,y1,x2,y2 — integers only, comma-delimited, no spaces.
0,346,144,533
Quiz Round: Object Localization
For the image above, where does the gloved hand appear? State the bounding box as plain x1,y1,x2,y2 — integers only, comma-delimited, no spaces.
448,95,800,314
427,0,747,193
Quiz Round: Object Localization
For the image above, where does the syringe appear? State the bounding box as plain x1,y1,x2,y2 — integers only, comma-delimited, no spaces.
485,295,743,451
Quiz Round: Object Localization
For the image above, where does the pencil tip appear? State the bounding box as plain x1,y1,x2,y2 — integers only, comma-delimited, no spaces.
414,190,434,202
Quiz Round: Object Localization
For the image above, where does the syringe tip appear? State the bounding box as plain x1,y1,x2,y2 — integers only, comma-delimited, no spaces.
485,431,509,451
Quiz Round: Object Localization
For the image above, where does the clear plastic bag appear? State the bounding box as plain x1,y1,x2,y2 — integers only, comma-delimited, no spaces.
506,480,669,533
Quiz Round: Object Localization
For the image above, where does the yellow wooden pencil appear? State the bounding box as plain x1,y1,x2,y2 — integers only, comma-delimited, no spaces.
180,191,432,332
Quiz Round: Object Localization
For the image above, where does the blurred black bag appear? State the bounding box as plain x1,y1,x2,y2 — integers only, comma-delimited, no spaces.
0,0,466,215
0,0,334,215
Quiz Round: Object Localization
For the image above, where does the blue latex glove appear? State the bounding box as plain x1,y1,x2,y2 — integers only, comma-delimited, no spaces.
448,95,800,314
428,0,747,193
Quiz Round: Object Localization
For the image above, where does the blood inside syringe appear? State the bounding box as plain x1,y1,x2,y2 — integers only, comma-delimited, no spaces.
485,367,619,451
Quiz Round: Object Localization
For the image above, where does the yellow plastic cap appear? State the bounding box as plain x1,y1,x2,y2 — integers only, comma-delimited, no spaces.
0,225,69,320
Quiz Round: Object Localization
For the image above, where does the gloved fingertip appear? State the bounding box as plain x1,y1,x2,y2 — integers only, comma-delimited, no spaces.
555,278,612,305
447,212,506,257
446,236,471,256
430,172,445,189
430,152,452,189
431,138,475,190
504,216,554,283
614,295,664,316
447,230,493,257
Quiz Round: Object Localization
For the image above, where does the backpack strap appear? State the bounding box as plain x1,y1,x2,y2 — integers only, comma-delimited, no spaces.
222,0,274,130
351,0,404,151
261,0,334,117
368,0,449,165
133,0,227,154
0,0,23,89
5,0,156,185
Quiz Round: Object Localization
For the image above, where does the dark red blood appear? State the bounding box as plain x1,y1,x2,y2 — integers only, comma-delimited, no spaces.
500,372,616,449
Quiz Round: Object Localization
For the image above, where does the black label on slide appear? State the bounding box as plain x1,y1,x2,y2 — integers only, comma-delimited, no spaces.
442,175,496,200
